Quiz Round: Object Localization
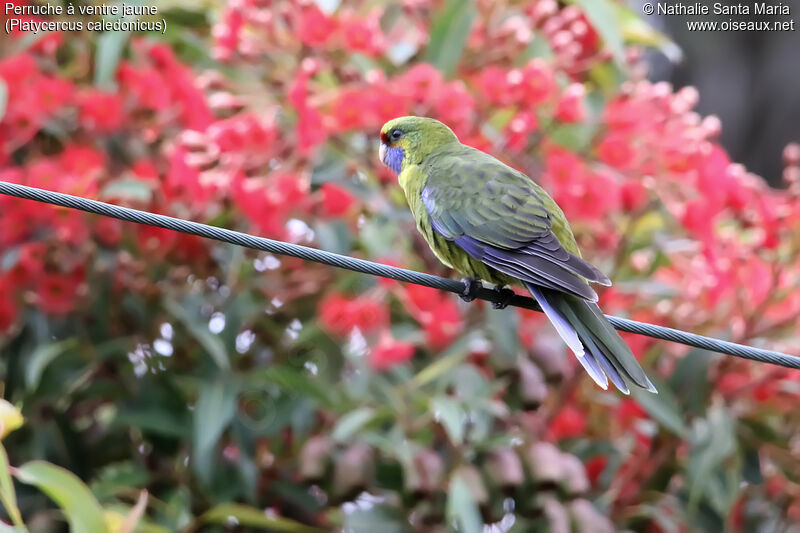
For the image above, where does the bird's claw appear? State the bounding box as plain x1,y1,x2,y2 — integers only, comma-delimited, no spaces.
492,286,516,310
459,277,481,302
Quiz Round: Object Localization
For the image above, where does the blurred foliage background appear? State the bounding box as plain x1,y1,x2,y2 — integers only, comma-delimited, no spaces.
1,0,800,531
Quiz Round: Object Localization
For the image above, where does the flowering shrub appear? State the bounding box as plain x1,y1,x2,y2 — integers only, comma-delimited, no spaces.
1,0,799,531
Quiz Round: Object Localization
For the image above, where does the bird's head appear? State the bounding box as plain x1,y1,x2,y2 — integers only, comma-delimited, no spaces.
379,116,458,174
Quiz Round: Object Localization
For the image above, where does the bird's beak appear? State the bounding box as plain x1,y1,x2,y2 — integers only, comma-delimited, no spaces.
379,142,387,166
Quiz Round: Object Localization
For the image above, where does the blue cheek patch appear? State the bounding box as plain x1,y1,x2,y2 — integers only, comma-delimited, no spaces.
386,146,405,174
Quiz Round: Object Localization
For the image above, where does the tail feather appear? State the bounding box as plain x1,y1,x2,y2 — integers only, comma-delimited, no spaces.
526,285,584,358
526,283,656,394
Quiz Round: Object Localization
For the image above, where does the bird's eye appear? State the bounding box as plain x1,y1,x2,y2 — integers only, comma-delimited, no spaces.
390,129,403,141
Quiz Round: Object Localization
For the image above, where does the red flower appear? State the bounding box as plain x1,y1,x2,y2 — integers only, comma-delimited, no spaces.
433,81,475,136
584,455,607,485
78,90,125,133
504,111,539,152
617,398,647,430
54,210,90,246
0,206,33,247
318,294,389,337
340,12,385,56
298,5,337,48
680,199,717,243
371,90,412,126
519,59,555,106
333,89,373,131
233,176,288,238
320,183,356,217
369,335,415,371
137,225,177,256
554,83,586,123
475,66,514,106
35,76,74,116
297,108,327,155
118,62,170,111
148,44,213,130
618,181,647,212
596,133,635,170
60,144,106,179
397,284,464,351
548,405,586,440
94,217,123,247
37,269,83,315
544,146,585,183
398,64,443,105
423,299,463,351
0,276,17,332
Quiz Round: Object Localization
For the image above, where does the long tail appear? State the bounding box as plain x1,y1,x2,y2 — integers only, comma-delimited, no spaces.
525,283,657,394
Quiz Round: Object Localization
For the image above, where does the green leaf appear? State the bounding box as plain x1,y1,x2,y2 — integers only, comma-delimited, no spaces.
569,0,625,67
193,380,237,483
314,220,352,256
631,378,689,437
15,461,109,533
447,473,483,533
547,122,598,152
431,396,466,445
615,5,681,61
94,29,129,89
487,307,519,370
409,335,470,388
332,407,375,442
25,339,78,391
100,178,153,204
342,505,408,533
91,461,151,500
252,366,339,408
0,80,7,123
202,503,322,532
164,299,230,370
425,0,476,77
0,443,23,528
687,406,737,513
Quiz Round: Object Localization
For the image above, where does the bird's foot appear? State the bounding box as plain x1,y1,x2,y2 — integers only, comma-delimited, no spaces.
491,286,516,310
459,277,482,302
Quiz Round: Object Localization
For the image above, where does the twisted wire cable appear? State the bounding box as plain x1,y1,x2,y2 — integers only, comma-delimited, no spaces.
1,180,798,370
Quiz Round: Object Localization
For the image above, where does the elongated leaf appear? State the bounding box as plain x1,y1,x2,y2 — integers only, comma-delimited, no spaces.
0,80,7,122
688,406,737,512
94,29,129,89
425,0,476,77
165,299,230,370
332,407,375,442
252,366,338,407
25,339,78,391
487,307,519,370
569,0,625,67
100,178,153,204
15,461,108,533
202,503,322,532
410,335,470,390
0,443,23,528
615,5,681,61
447,473,483,533
631,378,689,437
431,396,465,445
193,380,237,483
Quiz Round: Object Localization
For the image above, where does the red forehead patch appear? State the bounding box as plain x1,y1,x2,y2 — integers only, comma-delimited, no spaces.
380,131,389,144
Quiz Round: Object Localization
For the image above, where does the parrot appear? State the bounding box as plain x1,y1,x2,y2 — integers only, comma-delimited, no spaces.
379,116,656,394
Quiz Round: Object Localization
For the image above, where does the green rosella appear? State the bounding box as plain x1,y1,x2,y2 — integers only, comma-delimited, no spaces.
379,116,656,394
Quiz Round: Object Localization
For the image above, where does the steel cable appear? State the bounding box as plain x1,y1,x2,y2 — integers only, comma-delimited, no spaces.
1,180,798,370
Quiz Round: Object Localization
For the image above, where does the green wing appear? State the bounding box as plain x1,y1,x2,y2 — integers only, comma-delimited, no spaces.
421,144,609,301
